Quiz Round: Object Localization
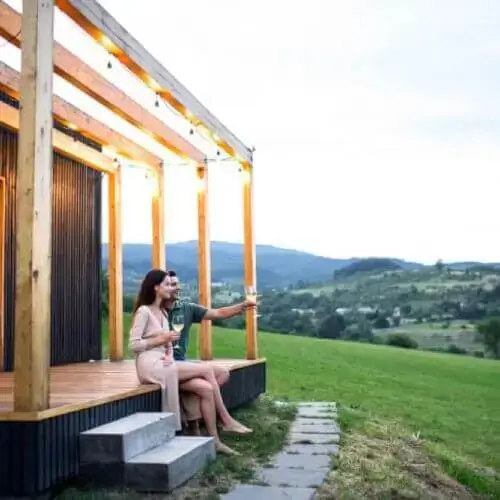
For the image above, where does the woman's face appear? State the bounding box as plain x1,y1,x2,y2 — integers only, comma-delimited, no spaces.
155,275,172,300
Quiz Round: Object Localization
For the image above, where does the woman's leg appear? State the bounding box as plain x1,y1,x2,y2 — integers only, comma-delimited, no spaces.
177,362,252,433
180,377,239,455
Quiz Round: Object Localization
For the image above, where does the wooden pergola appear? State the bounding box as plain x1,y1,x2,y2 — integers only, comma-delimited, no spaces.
0,0,258,413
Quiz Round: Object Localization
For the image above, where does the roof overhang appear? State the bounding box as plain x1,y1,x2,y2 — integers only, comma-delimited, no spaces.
55,0,253,165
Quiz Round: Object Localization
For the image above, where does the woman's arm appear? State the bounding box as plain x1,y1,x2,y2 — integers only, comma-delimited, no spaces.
129,307,172,353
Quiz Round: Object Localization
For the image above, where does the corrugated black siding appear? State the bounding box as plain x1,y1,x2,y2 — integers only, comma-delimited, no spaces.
0,125,102,370
0,391,162,498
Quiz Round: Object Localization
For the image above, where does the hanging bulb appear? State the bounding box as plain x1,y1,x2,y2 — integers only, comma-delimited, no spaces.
189,128,194,135
155,94,160,107
107,60,112,69
216,150,221,156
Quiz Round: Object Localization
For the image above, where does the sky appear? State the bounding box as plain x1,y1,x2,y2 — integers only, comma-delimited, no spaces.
1,0,500,264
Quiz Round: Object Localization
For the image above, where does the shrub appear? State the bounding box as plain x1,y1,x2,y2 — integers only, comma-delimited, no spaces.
447,344,467,355
386,333,418,349
473,350,485,358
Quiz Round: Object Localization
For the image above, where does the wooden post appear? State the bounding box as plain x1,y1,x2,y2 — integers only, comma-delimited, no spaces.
0,179,5,372
13,0,55,411
196,163,212,360
108,167,123,361
242,163,258,360
151,166,165,269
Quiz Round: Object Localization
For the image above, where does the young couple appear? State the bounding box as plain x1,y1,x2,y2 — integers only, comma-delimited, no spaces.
129,268,257,455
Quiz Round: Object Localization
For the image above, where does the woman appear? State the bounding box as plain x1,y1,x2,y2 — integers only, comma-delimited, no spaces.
129,269,250,455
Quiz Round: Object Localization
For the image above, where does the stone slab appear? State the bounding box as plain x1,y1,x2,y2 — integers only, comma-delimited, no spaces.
80,412,177,463
257,467,328,488
297,407,337,419
221,484,316,500
125,436,215,492
291,420,340,435
289,433,340,445
297,402,337,409
269,452,331,469
283,443,340,456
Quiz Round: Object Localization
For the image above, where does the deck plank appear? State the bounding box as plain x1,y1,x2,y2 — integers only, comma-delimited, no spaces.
0,358,266,421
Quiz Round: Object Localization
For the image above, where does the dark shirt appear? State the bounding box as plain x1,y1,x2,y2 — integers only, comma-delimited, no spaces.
166,301,208,361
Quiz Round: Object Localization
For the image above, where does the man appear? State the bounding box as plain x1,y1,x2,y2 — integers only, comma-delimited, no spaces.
164,269,256,386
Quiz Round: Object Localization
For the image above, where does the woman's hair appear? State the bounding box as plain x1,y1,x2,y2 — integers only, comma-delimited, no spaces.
133,269,168,313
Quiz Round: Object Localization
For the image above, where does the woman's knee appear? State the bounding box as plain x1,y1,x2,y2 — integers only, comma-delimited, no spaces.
184,378,213,398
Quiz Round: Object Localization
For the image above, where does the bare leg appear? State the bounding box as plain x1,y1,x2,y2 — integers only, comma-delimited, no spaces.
205,362,230,386
177,363,252,434
180,377,239,455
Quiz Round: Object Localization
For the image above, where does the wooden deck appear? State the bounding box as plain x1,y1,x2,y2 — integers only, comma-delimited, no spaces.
0,358,265,421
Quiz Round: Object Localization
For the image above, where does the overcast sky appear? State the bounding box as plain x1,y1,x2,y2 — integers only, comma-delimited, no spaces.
2,0,500,263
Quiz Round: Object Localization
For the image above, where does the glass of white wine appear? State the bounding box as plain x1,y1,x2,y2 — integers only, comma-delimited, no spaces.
171,309,185,351
245,285,261,318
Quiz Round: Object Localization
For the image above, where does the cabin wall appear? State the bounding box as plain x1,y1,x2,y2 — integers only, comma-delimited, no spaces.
0,124,102,371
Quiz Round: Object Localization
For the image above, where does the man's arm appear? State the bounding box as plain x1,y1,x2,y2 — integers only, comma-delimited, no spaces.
204,301,252,321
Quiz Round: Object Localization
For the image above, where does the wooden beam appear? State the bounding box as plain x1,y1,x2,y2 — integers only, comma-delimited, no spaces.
55,0,252,164
107,167,123,361
151,166,165,269
13,0,55,412
196,164,212,360
242,164,258,360
0,178,5,372
0,101,116,174
0,61,162,169
0,0,205,164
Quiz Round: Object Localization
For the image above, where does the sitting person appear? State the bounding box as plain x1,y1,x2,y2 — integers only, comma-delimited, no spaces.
164,269,254,382
129,269,252,455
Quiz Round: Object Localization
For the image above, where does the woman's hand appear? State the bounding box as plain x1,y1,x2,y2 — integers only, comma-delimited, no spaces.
160,331,180,344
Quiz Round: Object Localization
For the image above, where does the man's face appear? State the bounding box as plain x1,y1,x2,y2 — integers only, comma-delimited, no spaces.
170,276,181,299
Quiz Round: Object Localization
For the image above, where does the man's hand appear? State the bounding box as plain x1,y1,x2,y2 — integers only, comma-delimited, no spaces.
243,297,258,309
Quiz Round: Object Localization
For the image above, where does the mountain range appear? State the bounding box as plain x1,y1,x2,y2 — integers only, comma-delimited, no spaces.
101,241,500,289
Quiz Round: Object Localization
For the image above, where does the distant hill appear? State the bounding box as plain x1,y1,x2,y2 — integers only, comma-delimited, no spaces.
103,241,356,289
334,258,406,279
101,241,500,290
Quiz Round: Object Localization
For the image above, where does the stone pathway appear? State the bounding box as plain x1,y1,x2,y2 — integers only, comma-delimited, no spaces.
222,402,340,500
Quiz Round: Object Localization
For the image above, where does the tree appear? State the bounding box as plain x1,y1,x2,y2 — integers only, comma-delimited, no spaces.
476,318,500,359
435,259,444,272
318,314,346,339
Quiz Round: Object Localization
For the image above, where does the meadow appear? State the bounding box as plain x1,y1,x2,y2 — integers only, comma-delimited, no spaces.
104,315,500,497
374,321,483,352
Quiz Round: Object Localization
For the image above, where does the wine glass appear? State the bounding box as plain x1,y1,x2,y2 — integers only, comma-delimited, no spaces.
244,285,261,318
171,309,185,351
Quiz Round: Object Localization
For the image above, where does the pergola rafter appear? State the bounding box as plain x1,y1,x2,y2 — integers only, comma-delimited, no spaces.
0,0,258,413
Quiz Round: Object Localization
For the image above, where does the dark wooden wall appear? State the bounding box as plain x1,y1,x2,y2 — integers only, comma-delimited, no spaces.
0,120,102,371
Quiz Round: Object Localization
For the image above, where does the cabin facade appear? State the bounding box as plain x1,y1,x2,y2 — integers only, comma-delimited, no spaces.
0,0,265,497
0,97,102,372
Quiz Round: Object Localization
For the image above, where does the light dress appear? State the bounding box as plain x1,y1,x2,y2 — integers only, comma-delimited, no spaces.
129,305,202,430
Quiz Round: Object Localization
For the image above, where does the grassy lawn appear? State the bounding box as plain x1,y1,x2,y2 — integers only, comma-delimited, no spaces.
102,315,500,497
374,321,483,352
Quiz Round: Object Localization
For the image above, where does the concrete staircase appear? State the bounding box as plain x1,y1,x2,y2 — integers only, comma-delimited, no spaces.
79,412,215,492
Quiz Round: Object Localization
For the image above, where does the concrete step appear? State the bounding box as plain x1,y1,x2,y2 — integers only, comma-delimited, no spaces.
125,436,216,492
80,412,177,464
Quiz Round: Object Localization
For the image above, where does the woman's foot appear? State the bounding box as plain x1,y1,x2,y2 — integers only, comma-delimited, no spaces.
221,420,253,434
215,440,240,455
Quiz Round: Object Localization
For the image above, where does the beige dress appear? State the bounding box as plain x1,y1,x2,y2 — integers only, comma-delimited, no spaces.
128,305,201,430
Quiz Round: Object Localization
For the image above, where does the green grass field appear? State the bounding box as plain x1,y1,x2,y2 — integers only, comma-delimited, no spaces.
104,315,500,497
375,321,483,352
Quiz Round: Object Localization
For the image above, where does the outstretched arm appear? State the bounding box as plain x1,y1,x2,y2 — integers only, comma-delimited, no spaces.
204,301,254,321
